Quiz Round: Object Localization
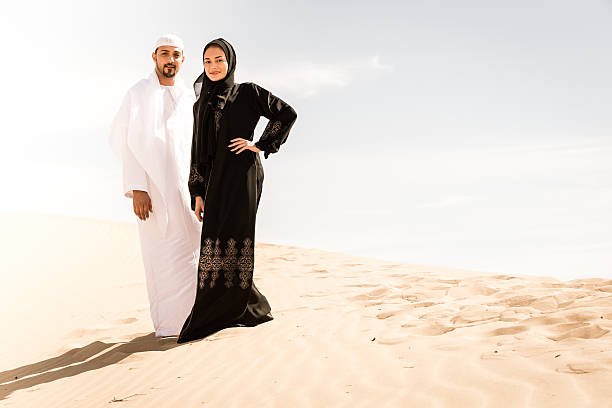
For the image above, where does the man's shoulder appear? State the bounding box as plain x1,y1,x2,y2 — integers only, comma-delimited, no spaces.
119,76,156,106
126,77,152,94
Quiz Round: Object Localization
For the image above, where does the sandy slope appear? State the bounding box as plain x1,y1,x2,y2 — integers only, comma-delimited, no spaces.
1,215,611,407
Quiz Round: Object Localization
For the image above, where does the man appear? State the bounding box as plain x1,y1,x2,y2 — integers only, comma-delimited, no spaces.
109,34,201,337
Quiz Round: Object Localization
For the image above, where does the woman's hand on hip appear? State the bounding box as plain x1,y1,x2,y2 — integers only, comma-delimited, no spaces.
229,138,261,154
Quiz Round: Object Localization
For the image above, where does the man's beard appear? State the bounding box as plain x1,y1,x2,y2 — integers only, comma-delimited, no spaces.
159,63,176,78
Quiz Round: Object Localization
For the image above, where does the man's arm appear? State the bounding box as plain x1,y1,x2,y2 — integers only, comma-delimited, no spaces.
122,142,149,199
122,144,152,220
110,90,152,221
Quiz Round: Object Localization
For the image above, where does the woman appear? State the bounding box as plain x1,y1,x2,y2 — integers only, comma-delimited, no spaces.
177,38,297,343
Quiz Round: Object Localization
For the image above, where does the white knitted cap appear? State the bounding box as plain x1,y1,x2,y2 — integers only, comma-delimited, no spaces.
154,34,184,51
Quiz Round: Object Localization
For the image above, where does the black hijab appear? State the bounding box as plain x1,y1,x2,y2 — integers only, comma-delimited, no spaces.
192,38,237,167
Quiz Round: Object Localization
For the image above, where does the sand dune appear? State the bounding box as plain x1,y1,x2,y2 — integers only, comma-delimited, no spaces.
1,215,611,407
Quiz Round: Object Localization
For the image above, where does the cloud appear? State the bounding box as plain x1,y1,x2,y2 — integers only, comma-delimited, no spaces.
241,55,394,98
255,64,351,98
368,55,394,72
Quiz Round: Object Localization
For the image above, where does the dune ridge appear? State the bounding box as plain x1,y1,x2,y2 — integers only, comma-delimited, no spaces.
0,215,610,407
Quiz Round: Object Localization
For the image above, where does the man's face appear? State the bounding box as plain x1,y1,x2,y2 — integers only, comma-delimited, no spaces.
152,46,184,78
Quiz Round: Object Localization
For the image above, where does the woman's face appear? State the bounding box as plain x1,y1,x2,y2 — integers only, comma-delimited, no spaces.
203,46,229,81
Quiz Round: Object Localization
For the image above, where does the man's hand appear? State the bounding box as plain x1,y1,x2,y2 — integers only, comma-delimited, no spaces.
133,190,153,221
228,138,261,154
194,196,205,222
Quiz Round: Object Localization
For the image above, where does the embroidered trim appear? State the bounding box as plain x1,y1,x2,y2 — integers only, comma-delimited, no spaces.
189,165,205,183
198,237,254,290
238,238,254,289
223,239,237,288
263,120,282,138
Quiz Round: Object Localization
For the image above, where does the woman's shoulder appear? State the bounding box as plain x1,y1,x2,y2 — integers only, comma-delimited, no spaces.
237,82,267,94
238,82,259,88
232,82,268,104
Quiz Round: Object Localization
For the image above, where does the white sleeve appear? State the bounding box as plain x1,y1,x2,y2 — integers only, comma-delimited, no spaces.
122,142,149,198
109,90,150,199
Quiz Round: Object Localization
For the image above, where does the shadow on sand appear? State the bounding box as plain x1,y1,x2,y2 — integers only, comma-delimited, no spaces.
0,333,181,400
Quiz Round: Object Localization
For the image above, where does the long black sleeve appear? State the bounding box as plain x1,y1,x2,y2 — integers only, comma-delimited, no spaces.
249,83,297,159
188,163,210,210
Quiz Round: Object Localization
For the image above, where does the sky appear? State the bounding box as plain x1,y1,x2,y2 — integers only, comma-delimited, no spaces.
0,0,610,279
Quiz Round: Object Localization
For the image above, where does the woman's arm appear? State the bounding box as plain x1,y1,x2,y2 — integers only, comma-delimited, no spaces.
249,83,298,159
188,163,208,210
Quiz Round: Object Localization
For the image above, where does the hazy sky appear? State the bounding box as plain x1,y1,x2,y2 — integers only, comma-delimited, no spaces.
1,0,610,279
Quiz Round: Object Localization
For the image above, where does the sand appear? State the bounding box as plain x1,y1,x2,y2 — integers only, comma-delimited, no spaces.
1,214,611,407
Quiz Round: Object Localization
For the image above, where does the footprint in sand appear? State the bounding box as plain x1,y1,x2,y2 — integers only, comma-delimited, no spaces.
375,335,412,345
447,283,497,298
351,287,389,301
499,310,529,322
547,324,609,341
563,311,603,323
417,323,455,336
490,275,516,280
115,317,138,324
489,325,528,336
451,310,500,325
300,292,329,298
556,363,601,374
430,285,453,291
548,322,589,333
522,316,566,326
401,293,425,302
499,295,536,307
376,311,399,320
396,276,425,284
270,256,296,262
530,296,559,311
412,301,438,308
